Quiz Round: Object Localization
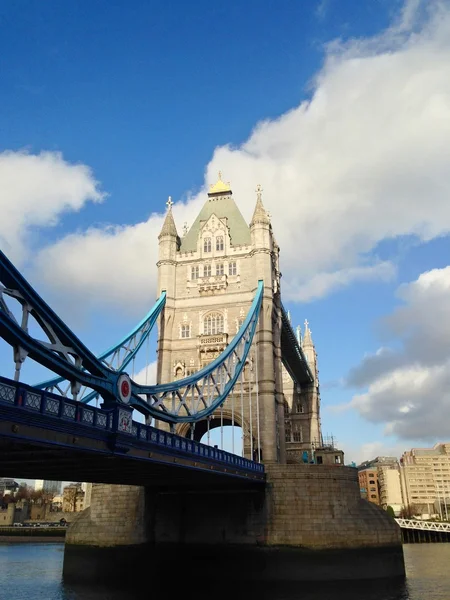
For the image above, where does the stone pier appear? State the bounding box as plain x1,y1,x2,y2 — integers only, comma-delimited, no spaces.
63,465,404,585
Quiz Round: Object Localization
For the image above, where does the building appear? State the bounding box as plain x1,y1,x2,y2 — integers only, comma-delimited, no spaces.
63,483,85,512
358,466,380,504
156,174,322,462
357,456,404,509
378,465,403,515
43,480,61,495
0,478,19,496
400,442,450,518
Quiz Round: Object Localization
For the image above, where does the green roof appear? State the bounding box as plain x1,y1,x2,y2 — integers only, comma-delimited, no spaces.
180,194,251,252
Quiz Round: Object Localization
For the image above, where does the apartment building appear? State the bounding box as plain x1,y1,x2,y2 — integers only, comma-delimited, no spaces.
400,443,450,517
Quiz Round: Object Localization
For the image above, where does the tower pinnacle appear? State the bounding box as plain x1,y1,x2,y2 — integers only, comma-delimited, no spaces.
208,171,232,196
250,184,270,226
158,196,178,239
303,319,313,345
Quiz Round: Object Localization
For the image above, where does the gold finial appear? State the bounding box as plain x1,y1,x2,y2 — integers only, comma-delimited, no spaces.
166,196,173,210
209,171,231,195
256,184,263,202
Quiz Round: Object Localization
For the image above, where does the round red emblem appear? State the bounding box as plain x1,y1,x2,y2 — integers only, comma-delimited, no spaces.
121,380,130,397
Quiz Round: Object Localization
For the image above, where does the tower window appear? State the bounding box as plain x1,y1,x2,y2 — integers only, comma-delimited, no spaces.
293,424,303,442
229,262,237,275
204,312,224,335
204,264,212,277
180,325,190,339
295,403,304,413
216,263,224,276
204,237,211,253
191,266,199,280
216,236,224,251
285,420,292,443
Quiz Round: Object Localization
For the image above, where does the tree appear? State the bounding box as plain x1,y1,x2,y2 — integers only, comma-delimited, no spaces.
400,503,418,519
386,505,395,518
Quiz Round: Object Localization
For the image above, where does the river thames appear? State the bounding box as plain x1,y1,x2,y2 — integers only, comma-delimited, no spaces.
0,543,449,599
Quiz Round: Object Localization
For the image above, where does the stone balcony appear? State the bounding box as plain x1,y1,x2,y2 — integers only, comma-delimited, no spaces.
198,275,228,295
198,333,228,357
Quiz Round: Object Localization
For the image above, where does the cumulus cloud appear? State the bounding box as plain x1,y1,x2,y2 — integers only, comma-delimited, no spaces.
19,0,450,314
344,265,450,441
0,150,104,264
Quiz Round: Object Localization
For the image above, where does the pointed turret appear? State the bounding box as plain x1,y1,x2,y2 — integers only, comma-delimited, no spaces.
250,184,270,227
302,319,313,347
158,196,179,240
158,197,179,298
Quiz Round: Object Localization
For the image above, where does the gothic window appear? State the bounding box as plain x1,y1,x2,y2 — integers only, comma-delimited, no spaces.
204,264,212,277
191,266,199,280
216,236,224,251
216,263,224,276
180,325,190,339
228,262,237,275
285,420,292,443
204,237,212,253
204,312,224,335
175,367,184,380
295,403,304,413
293,424,303,443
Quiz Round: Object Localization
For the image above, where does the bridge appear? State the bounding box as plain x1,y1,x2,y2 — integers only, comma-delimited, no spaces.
395,518,450,543
0,176,404,584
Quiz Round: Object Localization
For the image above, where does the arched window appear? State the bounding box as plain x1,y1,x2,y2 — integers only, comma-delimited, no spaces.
204,237,211,253
293,424,303,442
203,312,224,335
285,420,292,443
216,236,224,251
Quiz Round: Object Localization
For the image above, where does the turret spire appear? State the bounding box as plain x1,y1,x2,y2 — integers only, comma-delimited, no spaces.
303,319,313,346
250,184,270,226
158,196,178,239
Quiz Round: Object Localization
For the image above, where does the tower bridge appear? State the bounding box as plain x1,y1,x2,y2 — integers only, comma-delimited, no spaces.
0,175,404,583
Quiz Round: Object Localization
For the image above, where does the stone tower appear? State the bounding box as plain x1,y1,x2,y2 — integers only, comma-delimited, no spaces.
156,174,321,463
282,320,322,463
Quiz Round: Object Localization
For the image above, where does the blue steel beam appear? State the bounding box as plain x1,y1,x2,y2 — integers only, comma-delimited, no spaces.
36,291,166,404
0,248,264,424
0,249,108,379
125,281,264,423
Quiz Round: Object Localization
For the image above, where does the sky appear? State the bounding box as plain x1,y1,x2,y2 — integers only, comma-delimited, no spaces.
1,0,450,473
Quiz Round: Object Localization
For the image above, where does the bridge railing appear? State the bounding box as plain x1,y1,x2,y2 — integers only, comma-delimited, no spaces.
0,375,264,474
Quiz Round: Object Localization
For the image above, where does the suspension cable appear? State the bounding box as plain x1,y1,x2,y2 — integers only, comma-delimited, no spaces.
231,359,235,455
255,340,261,463
220,402,223,450
249,355,253,461
145,332,150,384
240,368,244,457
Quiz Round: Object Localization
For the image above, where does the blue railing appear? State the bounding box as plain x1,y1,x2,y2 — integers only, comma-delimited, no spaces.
0,375,264,474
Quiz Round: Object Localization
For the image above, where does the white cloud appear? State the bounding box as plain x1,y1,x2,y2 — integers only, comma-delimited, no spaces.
283,261,396,302
0,0,446,316
0,150,104,264
133,361,157,386
344,265,450,440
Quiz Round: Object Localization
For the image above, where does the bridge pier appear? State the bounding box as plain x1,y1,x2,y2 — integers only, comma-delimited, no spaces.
63,465,404,586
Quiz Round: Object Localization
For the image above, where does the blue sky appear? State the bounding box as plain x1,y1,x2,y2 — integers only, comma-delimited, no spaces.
1,0,450,470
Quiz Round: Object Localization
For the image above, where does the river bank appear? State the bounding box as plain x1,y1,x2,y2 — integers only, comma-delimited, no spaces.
0,527,66,542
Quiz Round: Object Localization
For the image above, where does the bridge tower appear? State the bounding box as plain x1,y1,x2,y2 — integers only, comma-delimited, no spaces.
155,174,318,463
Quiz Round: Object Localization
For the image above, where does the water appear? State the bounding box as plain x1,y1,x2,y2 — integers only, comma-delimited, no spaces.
0,543,449,599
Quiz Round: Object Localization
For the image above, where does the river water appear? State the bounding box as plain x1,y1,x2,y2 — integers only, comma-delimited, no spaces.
0,543,449,599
